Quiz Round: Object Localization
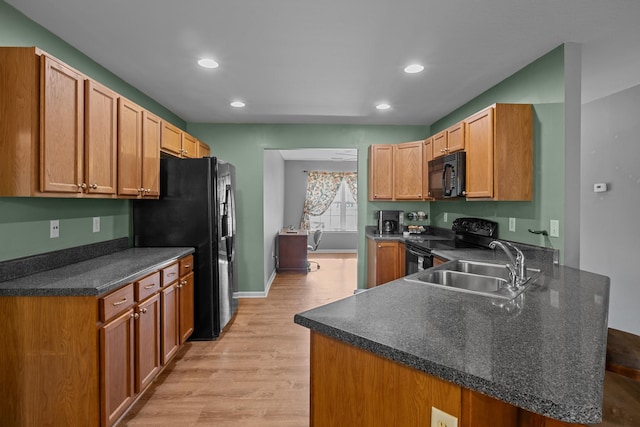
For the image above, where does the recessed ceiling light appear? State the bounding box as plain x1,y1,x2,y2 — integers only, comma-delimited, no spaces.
404,64,424,74
376,103,391,110
198,58,219,69
230,101,245,108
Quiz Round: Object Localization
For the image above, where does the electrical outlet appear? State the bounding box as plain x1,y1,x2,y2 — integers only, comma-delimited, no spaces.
509,217,516,232
431,407,458,427
444,212,448,223
550,219,560,237
50,220,59,239
93,216,100,233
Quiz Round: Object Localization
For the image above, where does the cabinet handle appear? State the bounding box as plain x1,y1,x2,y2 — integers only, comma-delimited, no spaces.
131,312,139,319
140,308,148,314
138,188,144,193
145,188,151,193
167,272,177,277
78,183,87,190
144,283,156,290
184,264,191,268
90,183,98,189
113,297,128,306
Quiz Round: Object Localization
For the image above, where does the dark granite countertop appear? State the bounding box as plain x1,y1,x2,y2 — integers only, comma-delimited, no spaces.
294,254,610,423
0,247,194,297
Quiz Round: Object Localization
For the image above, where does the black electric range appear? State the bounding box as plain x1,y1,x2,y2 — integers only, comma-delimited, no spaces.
405,218,498,274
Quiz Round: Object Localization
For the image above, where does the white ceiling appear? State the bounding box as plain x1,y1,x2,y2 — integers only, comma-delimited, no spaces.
7,0,640,125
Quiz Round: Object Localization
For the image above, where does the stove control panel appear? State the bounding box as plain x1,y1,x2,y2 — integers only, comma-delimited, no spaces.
451,217,498,237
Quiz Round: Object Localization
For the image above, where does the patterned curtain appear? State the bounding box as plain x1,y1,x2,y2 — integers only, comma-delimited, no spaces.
343,172,358,201
300,172,347,230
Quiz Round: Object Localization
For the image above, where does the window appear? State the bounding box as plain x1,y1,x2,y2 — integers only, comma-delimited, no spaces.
309,180,357,231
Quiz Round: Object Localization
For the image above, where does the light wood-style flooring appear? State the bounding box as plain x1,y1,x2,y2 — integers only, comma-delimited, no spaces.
120,253,357,426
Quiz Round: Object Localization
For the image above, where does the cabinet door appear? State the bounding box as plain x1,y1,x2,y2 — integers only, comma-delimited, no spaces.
375,241,401,286
161,283,180,364
423,138,433,200
393,141,423,200
100,308,135,427
465,107,494,199
85,79,118,195
161,121,182,157
179,271,195,344
117,97,143,197
368,144,394,200
136,293,161,392
447,122,465,153
141,111,161,197
432,130,448,159
198,140,211,158
40,54,85,193
181,133,198,158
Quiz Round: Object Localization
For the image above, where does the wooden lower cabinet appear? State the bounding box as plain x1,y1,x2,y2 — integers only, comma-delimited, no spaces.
136,293,161,392
179,271,195,344
367,238,405,287
161,282,180,364
100,307,136,427
0,255,193,427
310,333,591,427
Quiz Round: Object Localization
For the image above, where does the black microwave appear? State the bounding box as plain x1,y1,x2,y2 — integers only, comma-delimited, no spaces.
427,151,466,199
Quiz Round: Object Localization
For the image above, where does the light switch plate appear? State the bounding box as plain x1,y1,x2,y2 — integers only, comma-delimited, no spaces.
550,220,560,237
444,212,448,223
509,217,516,232
93,216,100,233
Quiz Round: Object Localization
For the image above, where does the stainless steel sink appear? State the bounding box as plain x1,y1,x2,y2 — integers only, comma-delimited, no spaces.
417,270,508,292
447,260,541,281
403,259,542,300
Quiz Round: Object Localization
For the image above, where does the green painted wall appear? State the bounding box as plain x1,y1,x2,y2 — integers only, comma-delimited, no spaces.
428,46,565,255
0,1,185,261
186,124,430,291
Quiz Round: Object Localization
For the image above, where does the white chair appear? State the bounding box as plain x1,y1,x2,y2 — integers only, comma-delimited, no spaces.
307,229,323,271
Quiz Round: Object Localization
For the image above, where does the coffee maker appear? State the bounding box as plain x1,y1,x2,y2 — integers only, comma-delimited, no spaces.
375,210,404,234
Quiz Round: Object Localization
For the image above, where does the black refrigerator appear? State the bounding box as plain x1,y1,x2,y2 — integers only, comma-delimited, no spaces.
133,157,238,340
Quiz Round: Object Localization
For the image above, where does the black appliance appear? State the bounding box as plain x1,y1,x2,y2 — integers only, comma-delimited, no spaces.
405,217,498,274
132,157,238,340
428,151,466,199
375,210,404,234
405,242,433,275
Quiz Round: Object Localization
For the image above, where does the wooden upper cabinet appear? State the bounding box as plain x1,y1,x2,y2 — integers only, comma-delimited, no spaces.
181,133,198,158
141,111,161,197
368,144,394,200
40,53,85,194
447,122,465,153
85,80,118,195
160,121,183,157
117,97,143,197
423,138,433,200
432,122,465,159
393,141,423,200
432,130,448,159
198,140,211,158
465,104,532,201
465,107,495,199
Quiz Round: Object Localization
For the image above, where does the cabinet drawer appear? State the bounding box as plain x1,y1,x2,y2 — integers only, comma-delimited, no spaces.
179,255,194,277
100,283,135,323
162,262,180,286
135,271,160,302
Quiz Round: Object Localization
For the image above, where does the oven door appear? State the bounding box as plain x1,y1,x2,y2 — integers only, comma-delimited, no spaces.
405,244,433,276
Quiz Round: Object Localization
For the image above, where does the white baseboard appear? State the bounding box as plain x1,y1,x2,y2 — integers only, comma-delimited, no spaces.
237,269,275,298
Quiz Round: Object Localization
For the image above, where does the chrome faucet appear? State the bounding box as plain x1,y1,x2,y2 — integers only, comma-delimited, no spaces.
489,240,527,289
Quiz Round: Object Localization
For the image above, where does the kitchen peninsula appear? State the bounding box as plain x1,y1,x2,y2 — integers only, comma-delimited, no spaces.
294,256,610,426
